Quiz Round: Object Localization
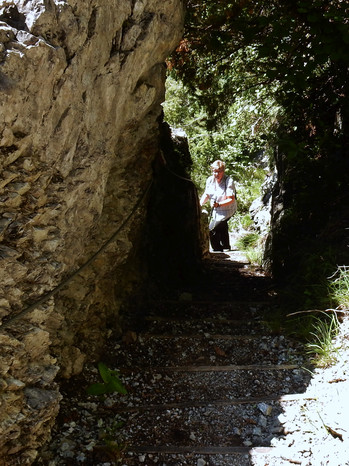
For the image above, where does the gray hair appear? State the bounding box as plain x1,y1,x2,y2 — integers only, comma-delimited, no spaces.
210,160,225,171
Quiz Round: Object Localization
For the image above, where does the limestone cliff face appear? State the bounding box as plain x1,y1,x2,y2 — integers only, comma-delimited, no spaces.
0,0,184,462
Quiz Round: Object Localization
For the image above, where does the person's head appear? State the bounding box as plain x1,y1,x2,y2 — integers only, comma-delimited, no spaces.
210,160,225,181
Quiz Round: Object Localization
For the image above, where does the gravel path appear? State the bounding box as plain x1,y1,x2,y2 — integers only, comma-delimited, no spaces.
34,249,349,465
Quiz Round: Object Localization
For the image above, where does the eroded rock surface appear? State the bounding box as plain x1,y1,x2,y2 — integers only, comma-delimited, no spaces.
0,0,184,463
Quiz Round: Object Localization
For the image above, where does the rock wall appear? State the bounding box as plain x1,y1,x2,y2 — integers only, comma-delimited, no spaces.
266,145,349,307
249,170,276,236
143,123,204,293
0,0,184,463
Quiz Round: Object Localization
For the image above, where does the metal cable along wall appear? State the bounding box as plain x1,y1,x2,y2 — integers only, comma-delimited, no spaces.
0,180,154,331
162,163,201,225
0,163,201,331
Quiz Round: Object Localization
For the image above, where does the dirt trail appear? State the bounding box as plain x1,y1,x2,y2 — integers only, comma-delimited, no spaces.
36,249,329,465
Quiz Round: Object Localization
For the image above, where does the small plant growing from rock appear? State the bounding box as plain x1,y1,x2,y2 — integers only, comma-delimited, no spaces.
94,418,128,463
87,362,127,396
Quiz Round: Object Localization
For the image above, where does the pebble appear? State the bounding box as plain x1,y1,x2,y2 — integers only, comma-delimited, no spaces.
259,415,267,428
258,402,272,416
103,397,114,407
61,441,74,452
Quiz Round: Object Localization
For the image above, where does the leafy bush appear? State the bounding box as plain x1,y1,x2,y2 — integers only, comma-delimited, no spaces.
163,76,273,203
230,213,253,231
163,70,272,260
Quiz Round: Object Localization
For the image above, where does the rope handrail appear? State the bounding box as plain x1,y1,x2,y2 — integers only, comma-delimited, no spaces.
164,164,195,184
0,180,153,330
158,148,196,185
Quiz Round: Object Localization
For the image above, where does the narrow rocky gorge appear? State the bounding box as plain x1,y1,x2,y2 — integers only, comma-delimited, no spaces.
2,1,349,465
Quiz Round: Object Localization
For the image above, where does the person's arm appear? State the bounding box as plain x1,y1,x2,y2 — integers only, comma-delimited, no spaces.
215,195,234,208
200,193,210,206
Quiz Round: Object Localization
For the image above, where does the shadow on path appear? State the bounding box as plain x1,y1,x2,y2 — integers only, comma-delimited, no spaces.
35,250,313,465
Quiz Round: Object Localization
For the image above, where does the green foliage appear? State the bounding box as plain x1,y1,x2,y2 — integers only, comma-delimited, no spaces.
306,312,340,368
97,418,128,463
163,77,271,220
236,232,264,266
87,363,127,396
172,0,349,163
235,166,266,212
166,0,349,294
236,232,259,249
97,439,127,463
245,247,264,267
231,213,252,231
268,264,347,365
328,266,349,309
163,77,203,137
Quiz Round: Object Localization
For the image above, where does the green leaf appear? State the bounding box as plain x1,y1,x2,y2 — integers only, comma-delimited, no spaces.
86,383,108,396
109,369,121,378
109,377,128,395
86,363,127,396
98,362,112,383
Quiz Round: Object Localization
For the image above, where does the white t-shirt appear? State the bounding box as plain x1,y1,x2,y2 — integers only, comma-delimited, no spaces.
203,174,237,230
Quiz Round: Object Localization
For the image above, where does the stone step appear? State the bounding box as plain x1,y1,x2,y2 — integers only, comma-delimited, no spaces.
147,301,271,321
111,395,317,466
115,367,310,407
122,445,301,466
122,446,269,466
111,334,304,368
145,315,271,336
104,400,287,449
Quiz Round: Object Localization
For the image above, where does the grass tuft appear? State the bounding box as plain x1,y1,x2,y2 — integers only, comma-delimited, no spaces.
328,265,349,309
305,312,340,368
236,232,264,266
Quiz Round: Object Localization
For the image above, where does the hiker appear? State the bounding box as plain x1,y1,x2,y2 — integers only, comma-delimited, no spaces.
200,160,237,252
